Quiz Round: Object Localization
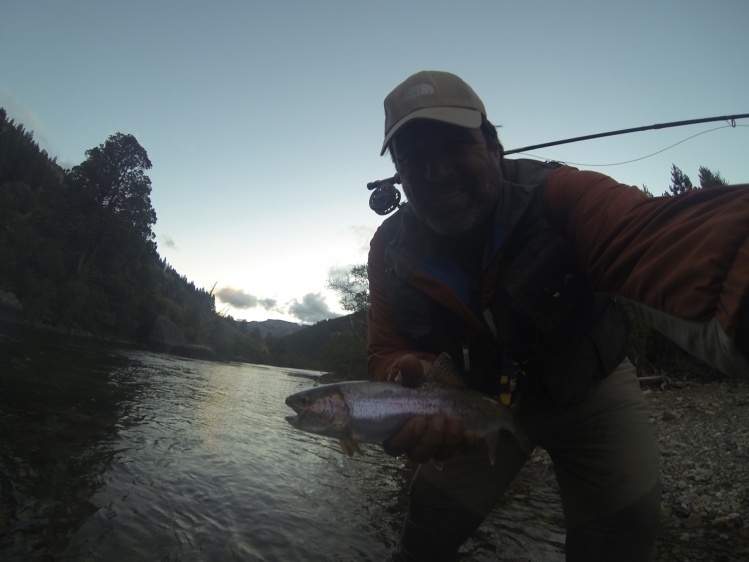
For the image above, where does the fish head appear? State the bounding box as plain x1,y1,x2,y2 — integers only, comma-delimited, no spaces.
285,384,350,439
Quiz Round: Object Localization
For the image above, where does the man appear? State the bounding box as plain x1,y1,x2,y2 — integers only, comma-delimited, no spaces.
367,70,749,561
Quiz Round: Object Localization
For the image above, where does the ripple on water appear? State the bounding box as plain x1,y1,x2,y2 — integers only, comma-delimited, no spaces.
1,326,570,561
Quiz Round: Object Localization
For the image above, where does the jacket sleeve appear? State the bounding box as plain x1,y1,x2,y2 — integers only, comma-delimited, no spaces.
542,166,749,377
367,228,437,381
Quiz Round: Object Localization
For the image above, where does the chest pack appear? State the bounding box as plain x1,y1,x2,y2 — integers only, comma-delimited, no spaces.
378,159,630,405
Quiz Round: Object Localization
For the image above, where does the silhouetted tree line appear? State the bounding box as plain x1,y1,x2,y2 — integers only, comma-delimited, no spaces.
0,108,269,363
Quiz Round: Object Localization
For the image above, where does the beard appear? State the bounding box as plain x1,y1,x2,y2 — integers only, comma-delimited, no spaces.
410,158,503,236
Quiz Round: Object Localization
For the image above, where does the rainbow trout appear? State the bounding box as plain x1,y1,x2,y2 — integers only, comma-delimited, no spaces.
285,353,532,464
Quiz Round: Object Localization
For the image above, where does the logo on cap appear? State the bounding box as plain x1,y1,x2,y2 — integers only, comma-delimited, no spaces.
402,84,436,100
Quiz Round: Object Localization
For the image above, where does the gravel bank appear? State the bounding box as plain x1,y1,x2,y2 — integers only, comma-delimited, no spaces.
461,378,749,561
647,378,749,561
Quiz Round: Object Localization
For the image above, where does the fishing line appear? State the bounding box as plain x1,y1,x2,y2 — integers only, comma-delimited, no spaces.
504,114,749,155
366,114,748,215
518,124,747,167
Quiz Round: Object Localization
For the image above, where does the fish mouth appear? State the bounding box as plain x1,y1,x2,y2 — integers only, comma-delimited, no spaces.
285,396,302,426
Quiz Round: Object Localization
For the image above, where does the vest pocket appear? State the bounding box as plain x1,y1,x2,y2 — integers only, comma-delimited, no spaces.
522,299,630,405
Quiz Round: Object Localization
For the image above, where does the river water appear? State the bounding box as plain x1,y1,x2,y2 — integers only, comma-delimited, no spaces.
0,323,566,561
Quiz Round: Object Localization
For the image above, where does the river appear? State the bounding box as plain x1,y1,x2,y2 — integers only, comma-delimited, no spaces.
0,323,566,561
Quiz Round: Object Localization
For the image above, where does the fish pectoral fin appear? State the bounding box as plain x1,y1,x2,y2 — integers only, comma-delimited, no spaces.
339,436,362,457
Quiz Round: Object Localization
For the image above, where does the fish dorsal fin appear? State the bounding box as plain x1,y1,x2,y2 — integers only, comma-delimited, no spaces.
427,353,466,387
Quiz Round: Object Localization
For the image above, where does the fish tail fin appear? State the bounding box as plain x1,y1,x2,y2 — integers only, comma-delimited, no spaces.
339,436,362,457
484,423,534,465
513,419,534,456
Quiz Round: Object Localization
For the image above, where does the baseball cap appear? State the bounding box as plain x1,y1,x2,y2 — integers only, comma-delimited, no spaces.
380,70,486,155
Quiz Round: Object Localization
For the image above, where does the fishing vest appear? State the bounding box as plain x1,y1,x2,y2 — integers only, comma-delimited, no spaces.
379,159,630,405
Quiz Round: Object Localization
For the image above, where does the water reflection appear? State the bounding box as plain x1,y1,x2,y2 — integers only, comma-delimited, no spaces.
0,323,142,558
0,325,405,561
0,323,566,561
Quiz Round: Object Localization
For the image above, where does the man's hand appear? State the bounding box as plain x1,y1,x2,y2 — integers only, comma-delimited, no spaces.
382,354,476,463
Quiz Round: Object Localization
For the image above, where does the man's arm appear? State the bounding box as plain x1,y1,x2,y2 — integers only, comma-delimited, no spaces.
367,227,476,460
543,167,749,376
367,227,437,380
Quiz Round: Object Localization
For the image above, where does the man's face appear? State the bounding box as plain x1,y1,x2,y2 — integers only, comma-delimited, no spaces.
392,121,502,236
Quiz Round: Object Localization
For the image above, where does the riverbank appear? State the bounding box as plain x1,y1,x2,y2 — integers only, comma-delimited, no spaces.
0,317,224,363
509,378,749,562
646,378,749,561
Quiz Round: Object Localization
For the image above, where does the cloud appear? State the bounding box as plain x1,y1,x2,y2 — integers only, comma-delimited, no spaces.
287,293,340,324
215,287,341,323
216,286,277,310
160,234,177,249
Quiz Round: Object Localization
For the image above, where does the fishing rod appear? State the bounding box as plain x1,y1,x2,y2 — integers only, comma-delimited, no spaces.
367,113,749,215
504,113,749,155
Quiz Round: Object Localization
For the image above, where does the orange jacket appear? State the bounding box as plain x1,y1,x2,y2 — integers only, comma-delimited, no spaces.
368,165,749,380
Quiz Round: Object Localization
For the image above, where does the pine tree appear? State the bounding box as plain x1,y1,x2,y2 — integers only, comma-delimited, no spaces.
698,166,727,189
666,165,694,197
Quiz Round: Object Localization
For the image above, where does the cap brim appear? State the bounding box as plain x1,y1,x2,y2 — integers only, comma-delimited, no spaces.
380,107,483,155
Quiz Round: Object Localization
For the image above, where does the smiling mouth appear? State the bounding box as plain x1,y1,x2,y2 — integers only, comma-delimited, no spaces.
428,186,468,206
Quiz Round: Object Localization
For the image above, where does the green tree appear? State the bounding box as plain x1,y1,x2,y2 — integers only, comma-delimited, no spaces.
320,331,368,379
327,264,369,313
0,108,65,194
666,164,694,197
0,109,70,316
325,267,370,378
640,185,655,198
66,133,156,277
0,110,262,352
665,165,727,197
698,166,727,189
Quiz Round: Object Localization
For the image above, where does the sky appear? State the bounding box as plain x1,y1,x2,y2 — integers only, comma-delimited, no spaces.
2,1,747,324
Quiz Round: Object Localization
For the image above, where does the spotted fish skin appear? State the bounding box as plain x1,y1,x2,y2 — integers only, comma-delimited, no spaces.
285,354,532,461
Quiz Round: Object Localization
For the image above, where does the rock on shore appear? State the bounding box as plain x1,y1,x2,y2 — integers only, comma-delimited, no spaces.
0,290,23,321
647,379,749,561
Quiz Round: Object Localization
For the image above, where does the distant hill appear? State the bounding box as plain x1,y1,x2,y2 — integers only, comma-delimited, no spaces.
239,319,303,339
266,311,367,378
277,313,363,351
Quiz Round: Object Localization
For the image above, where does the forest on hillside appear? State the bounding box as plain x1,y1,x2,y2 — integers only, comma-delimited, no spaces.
0,110,315,367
